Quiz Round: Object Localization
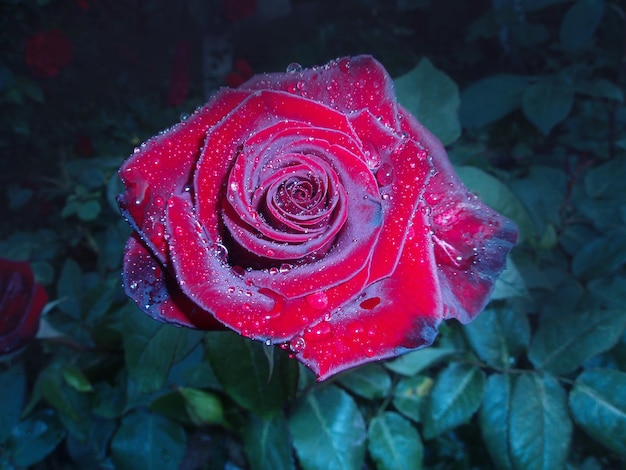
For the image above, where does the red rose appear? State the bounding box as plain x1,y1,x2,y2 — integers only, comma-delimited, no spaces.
223,0,256,21
118,56,517,379
0,259,47,355
25,29,73,78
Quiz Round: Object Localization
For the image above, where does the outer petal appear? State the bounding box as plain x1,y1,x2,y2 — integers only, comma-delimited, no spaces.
118,88,250,263
290,208,443,380
122,235,222,330
240,55,400,131
399,106,518,323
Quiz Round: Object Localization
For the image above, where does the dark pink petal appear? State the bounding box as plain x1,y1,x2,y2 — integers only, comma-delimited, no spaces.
399,106,518,323
346,110,435,285
290,208,443,380
240,55,399,132
166,193,375,341
118,88,250,263
122,234,223,330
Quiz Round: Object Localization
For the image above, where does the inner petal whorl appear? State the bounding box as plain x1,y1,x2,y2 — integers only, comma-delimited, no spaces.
221,144,348,268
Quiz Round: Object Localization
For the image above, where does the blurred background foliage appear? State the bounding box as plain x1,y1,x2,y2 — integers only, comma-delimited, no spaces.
0,0,625,469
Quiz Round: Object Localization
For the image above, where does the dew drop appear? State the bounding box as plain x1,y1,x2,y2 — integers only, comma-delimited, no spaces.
153,196,165,207
296,80,306,91
376,163,394,186
304,321,334,342
338,57,351,72
279,263,293,273
179,112,189,121
286,62,302,73
289,336,306,352
214,243,229,261
306,291,329,309
268,267,279,275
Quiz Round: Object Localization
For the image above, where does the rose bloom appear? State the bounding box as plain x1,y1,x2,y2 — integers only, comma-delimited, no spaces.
0,259,48,355
25,29,73,78
118,56,517,380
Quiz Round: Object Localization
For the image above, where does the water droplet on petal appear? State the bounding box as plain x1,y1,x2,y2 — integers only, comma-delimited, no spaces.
286,62,302,73
376,163,394,186
304,321,334,342
289,336,306,352
279,263,293,273
338,57,351,72
154,196,165,207
306,291,329,309
214,243,229,261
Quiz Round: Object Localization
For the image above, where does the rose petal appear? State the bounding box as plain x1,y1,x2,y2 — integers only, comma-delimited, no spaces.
398,106,518,323
240,55,399,132
290,208,443,380
167,192,376,341
118,88,249,263
122,234,222,330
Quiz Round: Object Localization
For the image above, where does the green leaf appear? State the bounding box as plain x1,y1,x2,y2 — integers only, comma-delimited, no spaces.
36,363,91,440
509,166,566,236
575,78,624,102
509,374,572,470
456,166,535,242
464,307,530,368
3,410,66,467
559,0,605,50
392,375,433,423
178,388,223,426
423,363,486,439
62,364,94,393
110,410,186,470
337,363,391,400
522,81,574,134
585,157,626,200
56,258,83,319
479,374,514,470
77,200,101,221
395,57,461,145
491,259,529,300
124,309,204,396
368,412,423,470
572,230,626,279
289,385,366,470
0,363,26,443
569,368,626,457
205,331,297,419
243,413,295,470
528,308,626,375
384,347,456,376
460,75,528,128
